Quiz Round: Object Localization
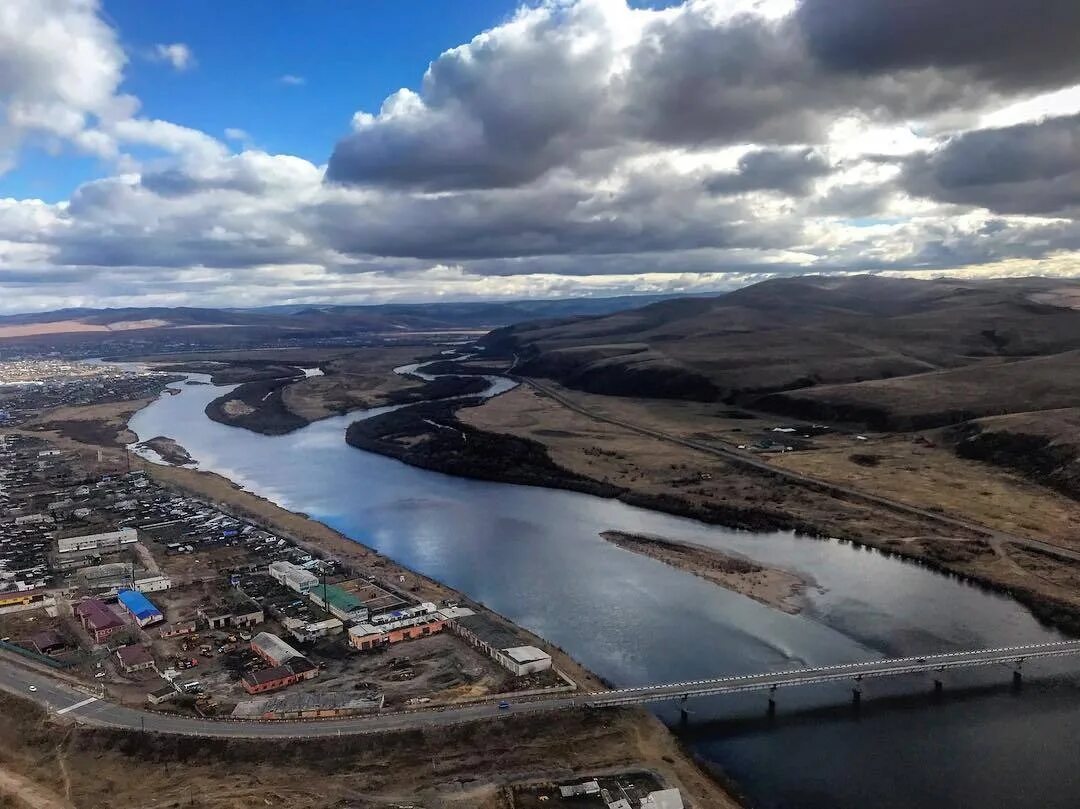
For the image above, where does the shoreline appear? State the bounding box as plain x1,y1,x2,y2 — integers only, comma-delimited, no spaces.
601,530,810,614
7,390,745,807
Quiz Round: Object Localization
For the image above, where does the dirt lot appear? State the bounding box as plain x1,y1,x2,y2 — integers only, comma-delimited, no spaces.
0,693,739,809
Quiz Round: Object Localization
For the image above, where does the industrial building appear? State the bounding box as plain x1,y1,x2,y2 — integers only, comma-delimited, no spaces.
245,632,319,694
56,527,138,555
348,604,448,650
116,589,164,627
231,690,384,720
268,560,318,594
308,583,368,623
115,644,155,673
451,613,553,676
241,665,303,694
0,587,48,608
74,598,125,643
282,616,343,643
78,563,171,594
251,632,306,667
197,588,264,630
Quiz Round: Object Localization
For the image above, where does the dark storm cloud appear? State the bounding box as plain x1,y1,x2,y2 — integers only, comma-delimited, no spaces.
904,113,1080,215
705,148,830,195
798,0,1080,90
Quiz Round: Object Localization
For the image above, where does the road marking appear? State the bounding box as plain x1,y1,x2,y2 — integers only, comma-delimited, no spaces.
56,696,97,715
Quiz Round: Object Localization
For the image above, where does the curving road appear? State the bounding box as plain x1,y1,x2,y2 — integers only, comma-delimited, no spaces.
0,657,580,738
6,641,1080,738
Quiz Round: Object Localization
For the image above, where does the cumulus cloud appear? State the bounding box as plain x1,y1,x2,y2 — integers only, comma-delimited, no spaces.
279,74,305,86
1,0,1080,312
0,0,131,170
904,113,1080,215
152,43,195,71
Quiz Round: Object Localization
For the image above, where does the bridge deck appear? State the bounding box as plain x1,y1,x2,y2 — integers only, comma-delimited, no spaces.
585,640,1080,707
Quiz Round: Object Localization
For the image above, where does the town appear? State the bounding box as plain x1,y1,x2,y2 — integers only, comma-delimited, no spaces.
0,432,572,722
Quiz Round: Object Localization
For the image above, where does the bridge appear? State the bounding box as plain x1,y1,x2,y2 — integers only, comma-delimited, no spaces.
3,640,1080,738
586,640,1080,711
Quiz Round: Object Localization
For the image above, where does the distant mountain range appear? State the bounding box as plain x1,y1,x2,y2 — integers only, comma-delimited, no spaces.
0,293,699,344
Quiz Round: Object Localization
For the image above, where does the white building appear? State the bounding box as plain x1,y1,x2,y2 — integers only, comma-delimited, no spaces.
268,561,318,594
57,527,138,554
135,575,172,593
497,646,553,677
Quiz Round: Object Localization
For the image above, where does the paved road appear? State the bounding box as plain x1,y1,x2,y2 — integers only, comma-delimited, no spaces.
0,658,580,738
519,377,1080,562
588,641,1080,706
5,641,1080,738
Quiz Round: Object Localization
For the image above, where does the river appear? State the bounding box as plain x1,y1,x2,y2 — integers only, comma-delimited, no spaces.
127,371,1080,809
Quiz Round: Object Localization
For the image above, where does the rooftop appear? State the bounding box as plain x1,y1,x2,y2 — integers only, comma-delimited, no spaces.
116,644,153,667
455,612,523,652
117,589,162,620
251,632,305,665
75,598,124,630
242,665,295,686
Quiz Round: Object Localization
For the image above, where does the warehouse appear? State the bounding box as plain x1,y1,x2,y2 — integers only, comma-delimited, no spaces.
282,616,343,643
116,589,164,627
348,611,447,651
250,631,305,667
56,527,138,554
78,564,171,594
451,613,553,676
308,584,368,623
268,560,318,594
74,598,125,643
241,665,299,694
232,690,384,720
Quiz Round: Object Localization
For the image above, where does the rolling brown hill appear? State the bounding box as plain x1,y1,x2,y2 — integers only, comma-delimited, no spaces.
485,275,1080,407
482,274,1080,498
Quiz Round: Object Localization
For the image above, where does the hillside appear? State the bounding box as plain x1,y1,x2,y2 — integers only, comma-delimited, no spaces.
0,294,686,345
480,274,1080,499
485,275,1080,403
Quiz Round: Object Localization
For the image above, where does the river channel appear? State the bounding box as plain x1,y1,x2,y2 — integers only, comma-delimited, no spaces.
128,371,1080,809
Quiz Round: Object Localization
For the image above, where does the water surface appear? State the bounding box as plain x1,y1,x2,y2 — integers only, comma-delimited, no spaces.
128,375,1080,809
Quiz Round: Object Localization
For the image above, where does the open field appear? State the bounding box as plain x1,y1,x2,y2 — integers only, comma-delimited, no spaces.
460,385,950,539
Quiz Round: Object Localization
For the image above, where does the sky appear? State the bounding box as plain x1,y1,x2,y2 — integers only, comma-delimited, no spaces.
0,0,1078,313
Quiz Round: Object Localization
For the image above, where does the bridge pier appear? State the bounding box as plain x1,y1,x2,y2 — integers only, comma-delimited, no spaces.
933,678,944,696
1013,669,1023,688
851,686,862,709
679,695,691,725
767,685,777,718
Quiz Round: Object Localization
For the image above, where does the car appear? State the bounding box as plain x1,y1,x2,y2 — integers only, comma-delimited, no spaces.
498,700,511,710
27,685,37,692
94,672,106,679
